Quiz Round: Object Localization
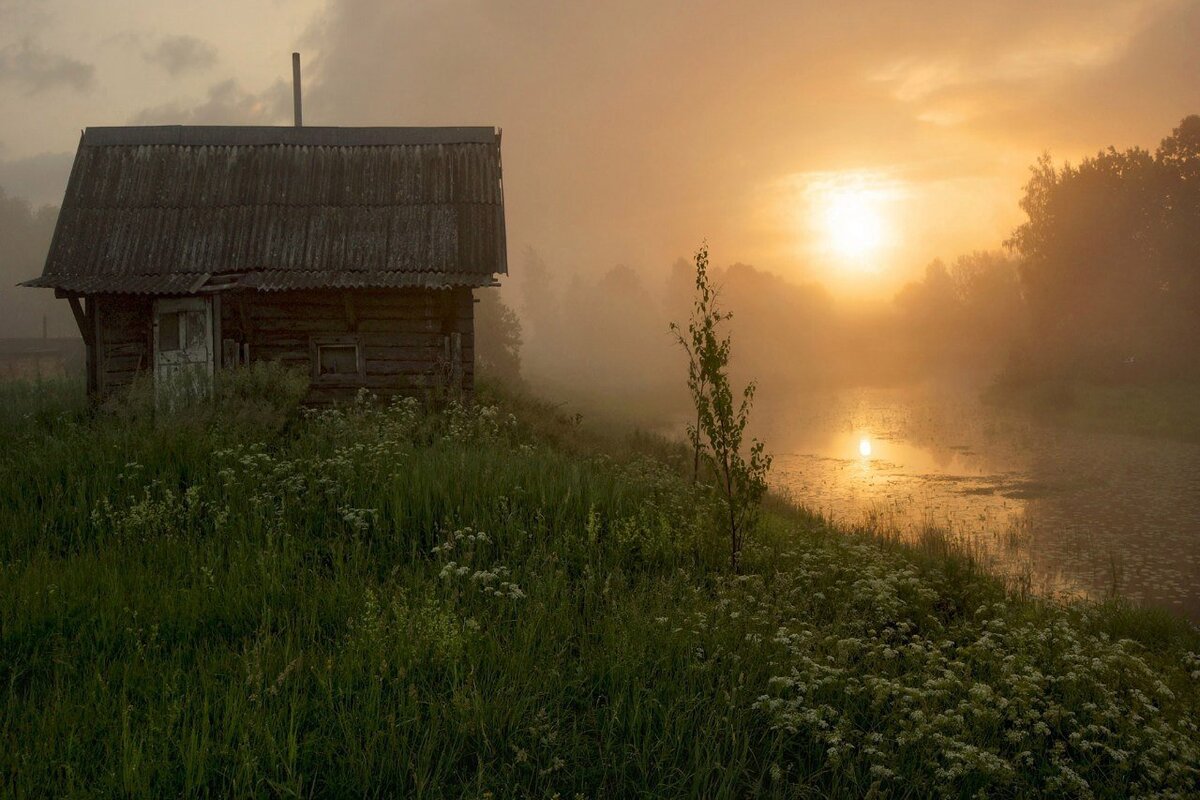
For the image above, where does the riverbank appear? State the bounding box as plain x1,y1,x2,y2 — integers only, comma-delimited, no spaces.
984,379,1200,444
1,370,1197,797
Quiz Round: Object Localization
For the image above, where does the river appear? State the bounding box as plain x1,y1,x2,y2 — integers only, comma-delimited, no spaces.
756,383,1200,621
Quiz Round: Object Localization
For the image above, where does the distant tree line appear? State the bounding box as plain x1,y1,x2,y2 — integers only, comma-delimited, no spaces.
13,119,1198,401
474,289,524,387
1006,115,1200,383
892,250,1025,376
0,187,73,339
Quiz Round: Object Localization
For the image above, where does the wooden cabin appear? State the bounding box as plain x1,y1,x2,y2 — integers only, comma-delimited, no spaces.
21,125,507,403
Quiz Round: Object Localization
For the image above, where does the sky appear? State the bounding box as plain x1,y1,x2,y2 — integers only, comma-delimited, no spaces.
2,0,1198,297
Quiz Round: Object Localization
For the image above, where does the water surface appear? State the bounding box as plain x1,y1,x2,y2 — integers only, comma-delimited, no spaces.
758,384,1200,620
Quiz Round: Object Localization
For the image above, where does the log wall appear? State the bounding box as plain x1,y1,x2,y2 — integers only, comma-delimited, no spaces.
87,288,475,403
93,294,152,398
222,288,475,402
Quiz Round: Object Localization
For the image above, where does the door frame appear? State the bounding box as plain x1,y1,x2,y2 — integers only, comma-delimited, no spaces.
152,295,215,402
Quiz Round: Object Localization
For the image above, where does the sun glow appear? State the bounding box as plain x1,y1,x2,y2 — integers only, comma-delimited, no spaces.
859,437,872,457
822,188,887,262
789,172,903,276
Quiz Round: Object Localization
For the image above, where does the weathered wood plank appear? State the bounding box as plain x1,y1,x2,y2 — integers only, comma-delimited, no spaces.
363,373,436,388
250,305,345,321
366,360,438,375
101,354,147,372
358,318,439,334
245,306,467,325
248,317,438,334
103,342,147,358
360,332,446,348
248,331,448,349
364,346,439,361
249,318,354,334
251,350,309,365
104,367,145,381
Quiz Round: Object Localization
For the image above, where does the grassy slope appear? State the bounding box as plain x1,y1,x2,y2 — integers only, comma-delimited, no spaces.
1,370,1197,798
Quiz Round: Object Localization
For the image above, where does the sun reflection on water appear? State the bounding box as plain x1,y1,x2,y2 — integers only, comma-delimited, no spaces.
766,386,1200,620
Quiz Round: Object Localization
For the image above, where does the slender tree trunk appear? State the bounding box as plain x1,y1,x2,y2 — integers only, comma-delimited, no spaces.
722,454,739,573
689,372,707,485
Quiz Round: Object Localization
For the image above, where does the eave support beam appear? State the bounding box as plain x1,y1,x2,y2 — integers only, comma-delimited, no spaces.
65,294,94,347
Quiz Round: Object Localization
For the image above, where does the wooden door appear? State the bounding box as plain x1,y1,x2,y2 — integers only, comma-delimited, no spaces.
153,296,214,405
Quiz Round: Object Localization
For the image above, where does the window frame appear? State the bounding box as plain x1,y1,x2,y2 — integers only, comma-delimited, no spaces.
157,310,182,352
309,335,365,385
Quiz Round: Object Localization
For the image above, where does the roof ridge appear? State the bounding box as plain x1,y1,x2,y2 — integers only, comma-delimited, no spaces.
59,202,503,210
82,126,500,148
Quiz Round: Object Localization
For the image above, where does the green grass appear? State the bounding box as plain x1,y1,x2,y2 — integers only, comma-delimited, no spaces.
1,368,1198,797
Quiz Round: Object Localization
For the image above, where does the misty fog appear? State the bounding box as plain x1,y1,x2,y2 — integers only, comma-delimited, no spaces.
2,0,1198,618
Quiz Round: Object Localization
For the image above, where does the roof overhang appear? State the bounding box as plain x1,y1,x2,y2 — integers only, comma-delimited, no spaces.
22,270,500,295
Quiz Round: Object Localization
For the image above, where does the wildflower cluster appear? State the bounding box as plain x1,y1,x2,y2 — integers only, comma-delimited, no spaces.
214,443,307,511
578,456,720,568
734,536,1200,797
1184,650,1200,680
90,479,224,542
433,527,526,601
505,708,570,781
441,401,519,443
343,586,474,678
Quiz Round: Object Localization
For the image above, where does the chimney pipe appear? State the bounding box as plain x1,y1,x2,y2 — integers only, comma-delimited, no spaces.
292,52,303,127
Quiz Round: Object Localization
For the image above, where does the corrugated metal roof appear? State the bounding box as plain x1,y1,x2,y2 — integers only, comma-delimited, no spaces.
23,272,210,295
244,270,500,291
23,125,507,294
22,270,496,294
82,125,498,147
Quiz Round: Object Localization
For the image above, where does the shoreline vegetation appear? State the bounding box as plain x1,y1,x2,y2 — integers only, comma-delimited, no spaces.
1,369,1198,797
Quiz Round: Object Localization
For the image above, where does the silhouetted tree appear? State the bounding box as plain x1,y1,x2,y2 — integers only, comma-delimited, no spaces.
515,246,558,358
894,251,1025,372
475,288,524,387
0,187,69,338
1007,116,1200,382
1155,116,1200,369
672,243,771,573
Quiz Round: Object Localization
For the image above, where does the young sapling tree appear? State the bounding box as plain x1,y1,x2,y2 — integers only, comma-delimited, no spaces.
671,243,772,572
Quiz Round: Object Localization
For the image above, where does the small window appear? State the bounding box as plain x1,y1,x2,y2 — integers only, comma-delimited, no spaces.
311,336,364,384
158,311,181,351
317,344,359,376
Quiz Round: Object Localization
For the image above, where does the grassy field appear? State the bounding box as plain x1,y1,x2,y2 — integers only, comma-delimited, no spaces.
1,368,1198,798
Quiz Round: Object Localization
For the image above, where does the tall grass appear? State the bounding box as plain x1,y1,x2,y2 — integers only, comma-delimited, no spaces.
1,369,1197,797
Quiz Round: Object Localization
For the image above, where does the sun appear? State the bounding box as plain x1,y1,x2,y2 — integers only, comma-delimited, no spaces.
786,170,902,274
822,188,886,263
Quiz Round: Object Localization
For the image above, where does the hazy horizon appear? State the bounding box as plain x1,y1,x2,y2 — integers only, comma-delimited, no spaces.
2,1,1199,302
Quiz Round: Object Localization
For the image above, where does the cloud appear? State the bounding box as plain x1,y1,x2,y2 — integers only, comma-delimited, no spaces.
0,150,73,207
0,1,51,34
869,0,1188,136
130,78,291,125
42,0,1186,286
0,38,94,94
926,0,1200,151
298,0,979,272
142,35,218,76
